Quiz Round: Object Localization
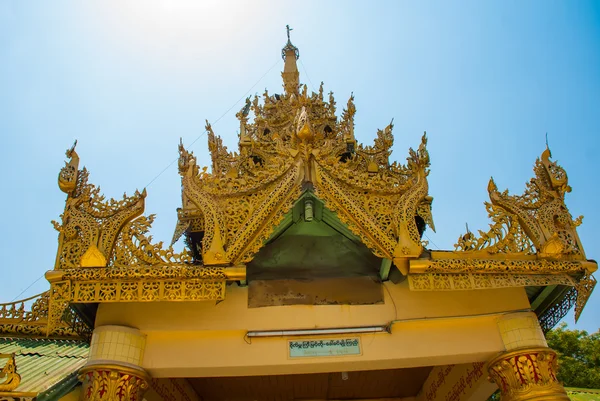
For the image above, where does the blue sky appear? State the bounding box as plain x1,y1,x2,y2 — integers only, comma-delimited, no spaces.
0,1,598,332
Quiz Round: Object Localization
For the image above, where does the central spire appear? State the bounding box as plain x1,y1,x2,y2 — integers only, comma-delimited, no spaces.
281,25,300,94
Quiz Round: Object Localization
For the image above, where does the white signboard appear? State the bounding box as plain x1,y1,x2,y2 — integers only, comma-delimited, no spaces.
288,338,361,358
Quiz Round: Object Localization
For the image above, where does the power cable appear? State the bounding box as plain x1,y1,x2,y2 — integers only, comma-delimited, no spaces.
144,58,280,189
299,59,316,92
10,60,283,303
424,233,441,250
11,274,45,302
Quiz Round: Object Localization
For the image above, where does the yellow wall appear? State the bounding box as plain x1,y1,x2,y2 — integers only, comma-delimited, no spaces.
95,281,530,378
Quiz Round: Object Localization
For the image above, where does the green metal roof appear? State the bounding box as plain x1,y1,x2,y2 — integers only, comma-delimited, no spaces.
567,388,600,401
0,337,88,395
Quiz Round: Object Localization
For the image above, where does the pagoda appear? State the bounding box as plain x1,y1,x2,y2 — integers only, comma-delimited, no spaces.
0,29,596,401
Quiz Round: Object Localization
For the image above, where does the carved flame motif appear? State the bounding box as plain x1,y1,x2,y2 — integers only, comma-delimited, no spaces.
0,354,21,391
453,147,596,323
53,145,191,270
456,148,585,259
53,146,147,269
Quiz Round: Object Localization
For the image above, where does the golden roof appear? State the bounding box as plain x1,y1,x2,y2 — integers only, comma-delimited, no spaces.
0,30,595,337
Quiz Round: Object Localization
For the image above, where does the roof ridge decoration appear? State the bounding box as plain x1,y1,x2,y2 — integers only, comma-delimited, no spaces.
175,76,434,274
0,353,21,392
53,142,193,270
0,292,87,340
413,146,596,324
41,143,239,336
455,147,585,258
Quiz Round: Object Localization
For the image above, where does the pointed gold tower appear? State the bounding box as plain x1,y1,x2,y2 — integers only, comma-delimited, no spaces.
281,25,300,94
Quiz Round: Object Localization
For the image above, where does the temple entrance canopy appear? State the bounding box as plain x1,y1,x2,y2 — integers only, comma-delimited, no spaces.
0,27,598,401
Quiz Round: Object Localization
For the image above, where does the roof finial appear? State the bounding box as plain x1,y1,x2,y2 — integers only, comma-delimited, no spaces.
281,25,299,60
281,25,300,94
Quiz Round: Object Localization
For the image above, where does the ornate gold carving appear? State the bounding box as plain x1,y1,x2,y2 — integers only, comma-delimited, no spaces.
48,281,74,336
111,215,193,267
408,273,575,292
456,148,585,260
81,244,108,268
408,257,596,325
0,354,21,392
48,144,219,335
412,258,592,275
176,47,434,270
538,287,576,333
79,365,149,401
574,272,596,322
53,144,147,269
455,203,534,254
0,292,87,339
60,265,233,281
67,279,225,303
39,36,594,339
53,144,192,270
487,348,569,401
46,275,225,335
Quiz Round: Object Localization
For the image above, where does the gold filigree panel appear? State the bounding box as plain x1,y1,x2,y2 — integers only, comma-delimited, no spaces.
60,266,231,281
47,278,224,332
411,258,593,275
69,280,225,303
408,273,575,292
574,273,597,321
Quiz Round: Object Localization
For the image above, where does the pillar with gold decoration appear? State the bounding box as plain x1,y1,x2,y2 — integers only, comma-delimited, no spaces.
79,326,150,401
487,312,569,401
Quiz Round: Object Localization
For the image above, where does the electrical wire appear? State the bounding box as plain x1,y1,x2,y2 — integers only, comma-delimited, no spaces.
382,282,398,320
11,274,45,302
299,59,316,92
143,58,280,190
424,233,440,250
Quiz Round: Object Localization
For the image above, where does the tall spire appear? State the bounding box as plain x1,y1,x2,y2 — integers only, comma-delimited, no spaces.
281,25,300,94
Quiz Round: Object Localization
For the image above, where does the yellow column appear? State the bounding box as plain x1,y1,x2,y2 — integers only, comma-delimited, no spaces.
487,312,568,401
79,325,150,401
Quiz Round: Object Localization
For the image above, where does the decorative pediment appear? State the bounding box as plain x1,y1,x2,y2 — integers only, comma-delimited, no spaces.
175,52,434,273
46,144,242,336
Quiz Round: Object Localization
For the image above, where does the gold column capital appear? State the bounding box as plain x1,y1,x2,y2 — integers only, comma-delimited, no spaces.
79,364,149,401
487,347,569,401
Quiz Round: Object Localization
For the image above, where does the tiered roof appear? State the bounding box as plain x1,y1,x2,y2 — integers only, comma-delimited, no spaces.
0,29,595,342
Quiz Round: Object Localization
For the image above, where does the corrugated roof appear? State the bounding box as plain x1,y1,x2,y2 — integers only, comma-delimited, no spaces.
0,337,89,394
